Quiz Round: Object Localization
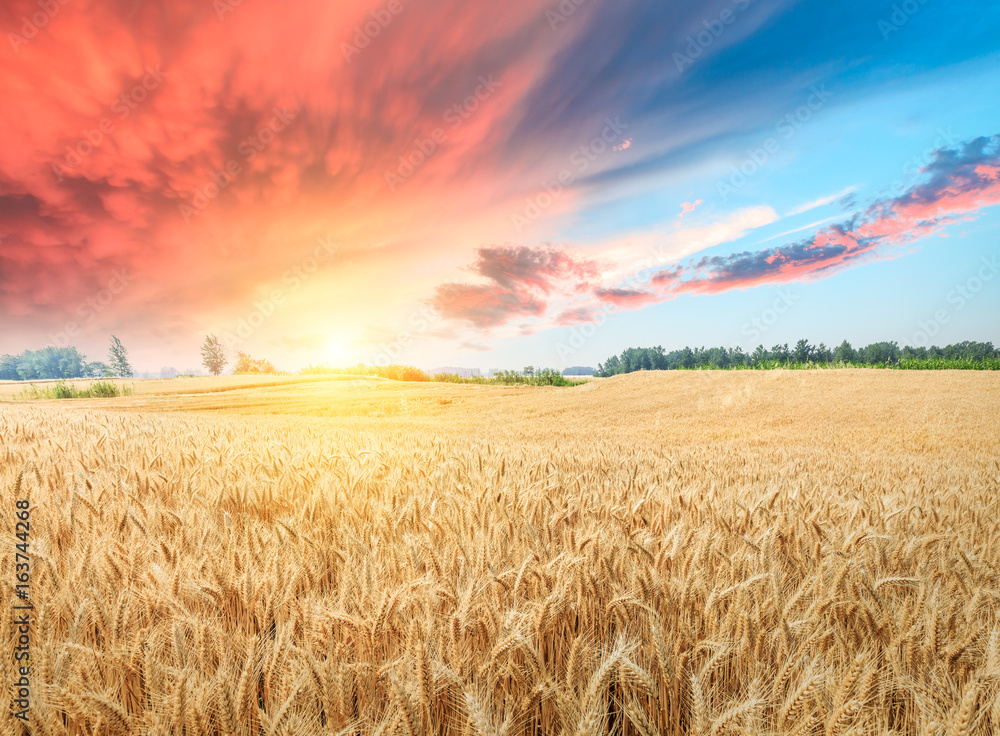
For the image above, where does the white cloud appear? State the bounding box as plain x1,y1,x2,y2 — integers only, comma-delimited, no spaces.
752,214,845,246
786,185,858,216
584,205,780,285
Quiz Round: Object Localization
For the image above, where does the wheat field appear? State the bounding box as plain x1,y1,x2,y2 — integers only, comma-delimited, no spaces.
2,370,999,736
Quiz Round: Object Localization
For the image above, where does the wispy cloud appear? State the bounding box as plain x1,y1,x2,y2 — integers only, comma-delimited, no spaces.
752,214,844,245
678,199,703,220
785,185,859,216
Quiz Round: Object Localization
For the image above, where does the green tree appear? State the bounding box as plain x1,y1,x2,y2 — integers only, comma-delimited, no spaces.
13,347,87,379
0,354,17,380
771,343,791,363
793,339,813,363
201,335,227,376
834,340,857,364
108,336,133,378
84,361,111,377
859,341,899,365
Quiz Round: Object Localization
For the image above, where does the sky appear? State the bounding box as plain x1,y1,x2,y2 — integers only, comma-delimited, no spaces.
1,0,999,374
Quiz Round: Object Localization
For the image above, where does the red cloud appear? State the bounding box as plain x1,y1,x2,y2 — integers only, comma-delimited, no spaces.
0,0,561,343
431,245,600,328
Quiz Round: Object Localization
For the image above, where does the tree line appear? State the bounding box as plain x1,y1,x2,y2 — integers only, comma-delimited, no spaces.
596,340,1000,376
0,337,133,380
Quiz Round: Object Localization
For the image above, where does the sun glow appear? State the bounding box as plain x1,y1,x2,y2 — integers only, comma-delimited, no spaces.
323,338,348,365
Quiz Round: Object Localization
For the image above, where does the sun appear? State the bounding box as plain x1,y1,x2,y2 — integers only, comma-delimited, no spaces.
323,338,347,365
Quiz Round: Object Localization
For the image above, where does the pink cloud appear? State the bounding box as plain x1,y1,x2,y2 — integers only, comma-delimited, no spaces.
678,199,703,220
592,287,661,308
554,307,600,326
431,245,601,328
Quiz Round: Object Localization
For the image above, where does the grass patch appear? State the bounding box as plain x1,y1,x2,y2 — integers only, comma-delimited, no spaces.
15,380,133,400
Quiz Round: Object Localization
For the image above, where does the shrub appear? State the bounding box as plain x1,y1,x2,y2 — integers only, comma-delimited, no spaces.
14,380,133,400
233,352,282,375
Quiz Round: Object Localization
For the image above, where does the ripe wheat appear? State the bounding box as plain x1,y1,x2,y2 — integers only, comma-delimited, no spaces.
2,370,999,735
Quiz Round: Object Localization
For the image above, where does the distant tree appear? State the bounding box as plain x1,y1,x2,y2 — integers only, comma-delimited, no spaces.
705,347,730,369
771,343,791,363
596,355,622,377
859,341,899,366
678,347,696,369
201,335,227,376
233,351,279,375
563,366,596,376
729,346,748,367
523,365,535,378
834,340,858,364
793,339,813,363
592,339,999,375
13,347,87,379
1,353,21,380
84,361,112,377
108,336,133,378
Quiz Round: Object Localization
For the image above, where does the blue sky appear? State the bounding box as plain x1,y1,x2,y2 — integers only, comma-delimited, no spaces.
415,2,1000,371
